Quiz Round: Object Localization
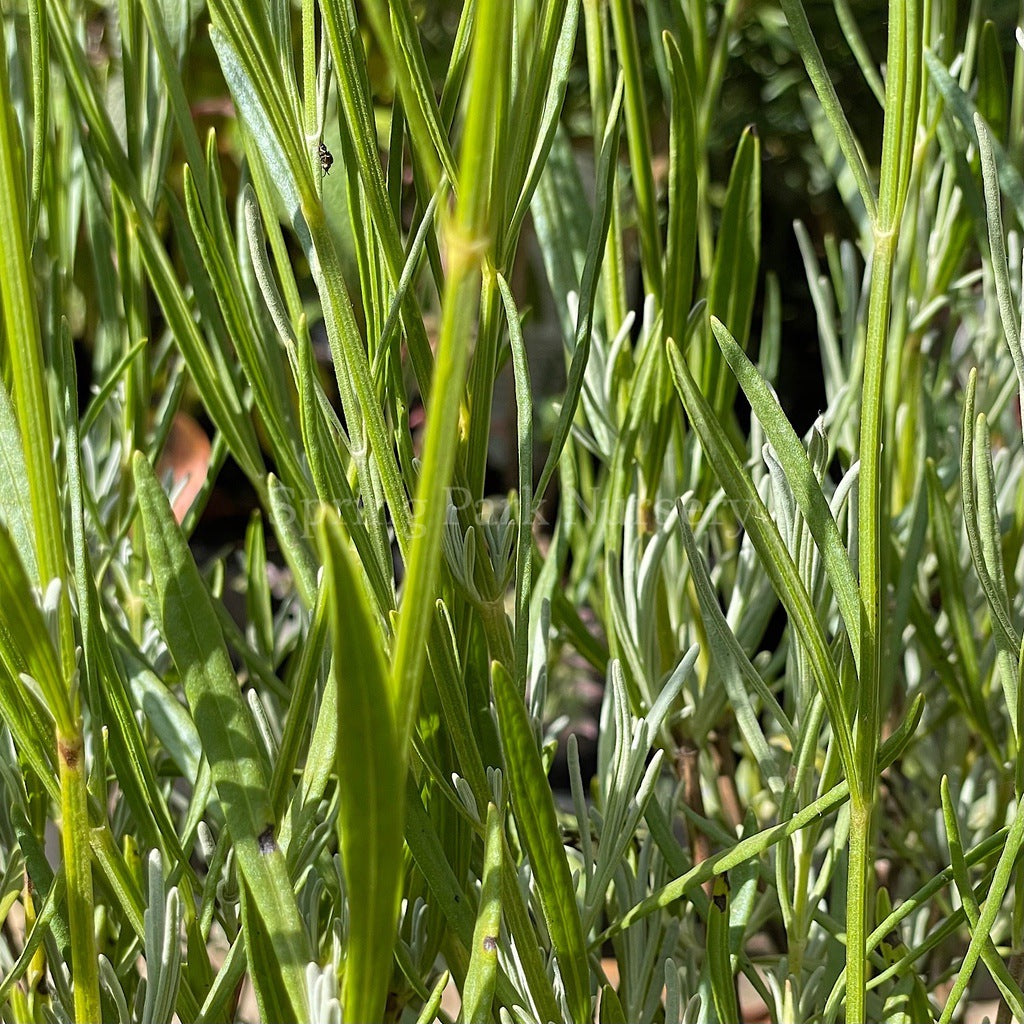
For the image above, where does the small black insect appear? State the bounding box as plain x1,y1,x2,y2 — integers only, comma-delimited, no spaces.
257,824,277,855
318,141,334,175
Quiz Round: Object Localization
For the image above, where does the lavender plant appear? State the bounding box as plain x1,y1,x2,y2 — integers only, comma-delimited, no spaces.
0,1,1022,1022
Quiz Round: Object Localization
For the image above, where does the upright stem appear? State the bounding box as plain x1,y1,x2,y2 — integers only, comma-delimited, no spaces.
608,0,663,298
391,0,512,757
851,0,920,1016
581,0,626,331
58,727,102,1024
848,143,894,1024
0,51,100,1024
857,229,895,794
465,271,502,498
845,797,873,1024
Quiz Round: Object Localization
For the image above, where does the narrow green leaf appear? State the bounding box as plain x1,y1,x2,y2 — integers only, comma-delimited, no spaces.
295,329,393,617
960,373,1021,734
47,2,266,487
318,507,404,1024
496,847,564,1023
238,880,299,1024
0,20,74,727
80,583,194,871
267,474,319,608
940,778,1024,1020
403,777,560,1016
269,583,329,818
666,338,857,784
403,775,477,947
460,803,503,1024
320,0,437,399
975,412,1021,727
675,506,795,783
505,0,582,252
78,335,147,437
778,0,877,221
925,49,1024,221
182,162,307,493
416,972,450,1024
976,114,1024,406
706,873,740,1024
0,858,66,1010
390,0,511,758
923,460,988,729
977,20,1009,143
428,602,490,805
662,31,698,352
284,662,338,860
12,807,69,952
139,0,206,199
0,524,64,730
359,0,457,189
244,512,274,661
711,316,861,661
0,660,57,803
496,274,535,687
938,793,1024,1024
603,691,923,944
599,983,628,1023
492,662,591,1024
207,0,311,211
25,0,48,240
534,77,624,505
609,0,663,294
705,128,761,416
0,384,38,584
825,825,1010,1016
133,453,310,1022
728,813,760,959
531,125,591,344
127,661,201,789
833,0,885,105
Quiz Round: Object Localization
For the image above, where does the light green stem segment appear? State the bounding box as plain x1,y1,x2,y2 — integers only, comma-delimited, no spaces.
845,799,872,1024
849,0,920,1013
58,728,103,1024
391,0,512,755
0,43,100,1024
847,175,893,1024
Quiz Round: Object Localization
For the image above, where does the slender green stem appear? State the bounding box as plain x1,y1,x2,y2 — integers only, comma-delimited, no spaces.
465,271,502,498
856,229,894,795
850,0,920,1016
608,0,663,297
0,42,70,662
392,0,511,755
0,48,100,1024
581,0,626,331
58,727,103,1024
845,798,872,1024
